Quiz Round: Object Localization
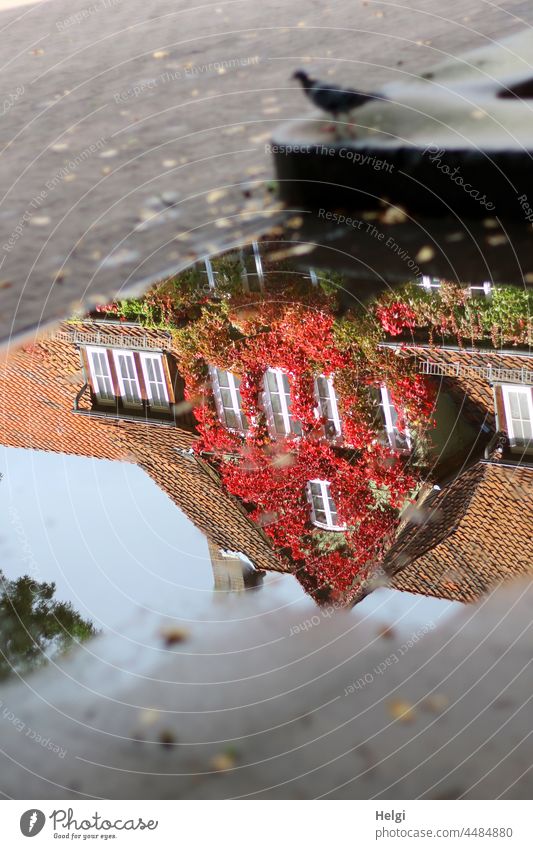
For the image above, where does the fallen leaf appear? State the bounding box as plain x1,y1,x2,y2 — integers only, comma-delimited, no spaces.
160,626,189,646
286,215,304,229
376,624,395,640
210,749,238,772
380,206,407,224
139,709,160,727
159,729,177,749
423,693,450,714
415,246,435,263
486,234,507,247
207,189,226,204
388,699,416,723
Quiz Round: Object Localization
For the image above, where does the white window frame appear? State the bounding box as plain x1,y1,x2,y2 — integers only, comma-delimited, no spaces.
420,276,441,291
308,267,319,286
241,242,265,292
468,281,492,298
252,241,264,282
210,366,248,432
139,352,169,410
203,257,216,290
380,385,411,452
112,350,143,408
86,346,115,405
501,384,533,451
263,368,301,437
307,479,345,531
314,375,342,438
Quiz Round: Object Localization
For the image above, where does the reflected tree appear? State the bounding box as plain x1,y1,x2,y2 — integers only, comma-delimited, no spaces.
0,571,97,680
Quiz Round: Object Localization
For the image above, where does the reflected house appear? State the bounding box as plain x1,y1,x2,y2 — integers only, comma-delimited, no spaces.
0,320,287,592
381,342,533,604
203,333,533,605
1,268,532,607
208,542,263,593
192,263,533,605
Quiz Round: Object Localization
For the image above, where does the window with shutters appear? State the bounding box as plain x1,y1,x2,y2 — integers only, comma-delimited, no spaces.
315,375,342,438
501,385,533,451
307,480,345,530
210,367,248,432
84,346,171,414
263,368,302,437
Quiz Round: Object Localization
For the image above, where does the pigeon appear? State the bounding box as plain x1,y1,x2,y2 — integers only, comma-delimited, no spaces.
292,69,380,133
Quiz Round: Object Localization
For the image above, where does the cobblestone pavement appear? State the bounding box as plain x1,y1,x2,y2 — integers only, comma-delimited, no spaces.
1,0,532,344
0,578,532,799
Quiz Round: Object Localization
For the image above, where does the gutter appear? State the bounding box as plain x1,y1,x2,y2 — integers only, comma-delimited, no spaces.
481,457,533,471
379,341,533,359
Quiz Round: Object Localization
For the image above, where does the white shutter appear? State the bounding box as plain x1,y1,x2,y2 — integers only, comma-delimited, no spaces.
380,385,411,452
315,375,342,438
209,367,248,431
502,385,533,448
86,347,114,404
140,353,169,409
112,351,142,407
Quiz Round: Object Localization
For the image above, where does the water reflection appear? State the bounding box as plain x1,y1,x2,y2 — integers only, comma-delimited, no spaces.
0,240,531,677
0,570,96,681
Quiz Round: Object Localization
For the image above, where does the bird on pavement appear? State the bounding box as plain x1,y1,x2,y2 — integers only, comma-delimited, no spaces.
292,69,381,135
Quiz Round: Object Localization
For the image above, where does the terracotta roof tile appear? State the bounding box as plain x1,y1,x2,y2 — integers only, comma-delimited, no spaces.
0,324,286,575
395,345,532,429
111,424,288,574
387,462,533,602
0,335,124,460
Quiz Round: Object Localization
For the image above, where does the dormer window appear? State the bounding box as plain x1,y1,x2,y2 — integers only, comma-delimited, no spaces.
210,367,248,432
85,346,170,414
501,384,533,452
307,480,345,530
263,369,302,437
315,375,342,439
379,385,411,452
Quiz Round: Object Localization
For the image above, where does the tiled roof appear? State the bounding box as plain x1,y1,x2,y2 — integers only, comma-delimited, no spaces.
4,328,530,598
0,335,124,460
393,345,532,429
112,424,288,574
0,324,286,575
386,462,533,602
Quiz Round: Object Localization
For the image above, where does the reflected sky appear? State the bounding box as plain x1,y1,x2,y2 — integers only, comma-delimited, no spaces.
0,445,459,642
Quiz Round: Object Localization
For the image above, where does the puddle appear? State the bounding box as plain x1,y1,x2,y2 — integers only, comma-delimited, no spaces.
0,241,531,681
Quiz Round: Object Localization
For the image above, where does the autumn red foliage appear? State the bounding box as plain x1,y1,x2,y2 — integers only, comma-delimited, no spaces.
375,301,417,336
174,293,434,601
